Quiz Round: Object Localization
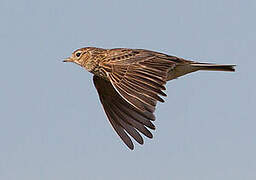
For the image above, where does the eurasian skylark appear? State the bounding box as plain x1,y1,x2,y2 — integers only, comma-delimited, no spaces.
63,47,235,150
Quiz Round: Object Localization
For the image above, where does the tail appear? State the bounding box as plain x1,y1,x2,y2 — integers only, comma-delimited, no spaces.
190,63,236,72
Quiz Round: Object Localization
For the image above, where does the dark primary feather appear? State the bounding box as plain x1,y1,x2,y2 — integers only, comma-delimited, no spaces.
93,75,156,150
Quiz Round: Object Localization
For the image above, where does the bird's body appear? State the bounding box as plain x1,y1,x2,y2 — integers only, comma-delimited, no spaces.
64,47,235,150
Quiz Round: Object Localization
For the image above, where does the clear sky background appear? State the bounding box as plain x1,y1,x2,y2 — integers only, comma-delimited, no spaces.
0,0,255,179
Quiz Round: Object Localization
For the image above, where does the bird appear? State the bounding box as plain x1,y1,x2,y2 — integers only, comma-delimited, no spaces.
63,47,235,150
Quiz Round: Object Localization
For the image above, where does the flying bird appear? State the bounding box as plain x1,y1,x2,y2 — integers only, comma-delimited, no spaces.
63,47,235,150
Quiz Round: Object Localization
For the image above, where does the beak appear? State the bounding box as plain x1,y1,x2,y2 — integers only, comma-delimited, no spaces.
63,57,73,62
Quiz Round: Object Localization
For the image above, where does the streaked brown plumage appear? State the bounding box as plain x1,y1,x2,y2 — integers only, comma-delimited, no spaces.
63,47,235,150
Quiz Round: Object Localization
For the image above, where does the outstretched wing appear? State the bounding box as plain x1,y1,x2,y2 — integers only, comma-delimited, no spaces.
93,75,156,150
101,49,176,113
93,49,177,149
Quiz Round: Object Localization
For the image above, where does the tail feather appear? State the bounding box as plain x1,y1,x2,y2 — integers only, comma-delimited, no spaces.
167,62,236,81
191,63,236,72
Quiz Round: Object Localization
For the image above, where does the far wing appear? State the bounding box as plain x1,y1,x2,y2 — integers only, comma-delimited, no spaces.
93,75,156,150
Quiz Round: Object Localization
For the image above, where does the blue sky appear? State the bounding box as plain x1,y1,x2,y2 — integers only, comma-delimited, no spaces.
0,0,255,179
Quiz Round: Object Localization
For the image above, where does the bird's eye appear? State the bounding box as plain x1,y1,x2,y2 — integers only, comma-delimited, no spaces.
75,52,81,58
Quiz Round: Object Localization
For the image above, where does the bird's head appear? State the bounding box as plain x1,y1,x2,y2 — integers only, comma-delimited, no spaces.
63,48,92,67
